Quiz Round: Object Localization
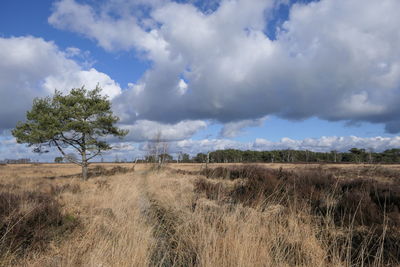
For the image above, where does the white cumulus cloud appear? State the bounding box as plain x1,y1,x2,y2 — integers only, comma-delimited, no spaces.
49,0,400,133
0,36,122,130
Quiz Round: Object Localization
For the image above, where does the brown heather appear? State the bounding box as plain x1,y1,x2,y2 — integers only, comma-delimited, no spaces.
0,162,400,266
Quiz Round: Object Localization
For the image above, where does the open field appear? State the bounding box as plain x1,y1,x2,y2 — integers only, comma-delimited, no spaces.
0,163,400,266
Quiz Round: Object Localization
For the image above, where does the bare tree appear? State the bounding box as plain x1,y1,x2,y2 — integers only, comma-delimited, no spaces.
146,131,169,170
367,148,374,164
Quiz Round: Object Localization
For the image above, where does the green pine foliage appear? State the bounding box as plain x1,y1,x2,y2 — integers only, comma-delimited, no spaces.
12,86,128,179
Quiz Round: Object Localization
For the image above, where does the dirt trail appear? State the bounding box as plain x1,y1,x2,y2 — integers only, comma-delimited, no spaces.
137,169,198,267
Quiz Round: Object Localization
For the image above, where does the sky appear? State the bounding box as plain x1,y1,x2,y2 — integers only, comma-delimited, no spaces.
1,0,400,161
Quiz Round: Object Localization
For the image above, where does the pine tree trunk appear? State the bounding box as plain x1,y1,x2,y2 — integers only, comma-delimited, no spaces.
82,150,88,180
82,164,88,180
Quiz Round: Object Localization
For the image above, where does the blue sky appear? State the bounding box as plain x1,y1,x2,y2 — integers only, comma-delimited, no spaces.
0,0,148,87
1,0,400,161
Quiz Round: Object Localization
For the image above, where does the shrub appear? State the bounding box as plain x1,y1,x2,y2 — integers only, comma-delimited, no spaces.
0,189,78,261
200,165,275,180
194,178,227,201
194,165,400,264
88,165,133,178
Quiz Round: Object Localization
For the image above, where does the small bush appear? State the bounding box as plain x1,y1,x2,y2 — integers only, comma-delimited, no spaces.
0,190,78,261
200,165,274,180
194,178,227,201
230,168,282,205
88,165,133,178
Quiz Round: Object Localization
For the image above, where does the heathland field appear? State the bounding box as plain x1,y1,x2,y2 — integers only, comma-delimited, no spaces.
1,163,400,266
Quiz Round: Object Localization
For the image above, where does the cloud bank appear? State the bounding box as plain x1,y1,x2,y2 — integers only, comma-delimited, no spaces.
3,134,400,162
148,135,400,156
49,0,400,133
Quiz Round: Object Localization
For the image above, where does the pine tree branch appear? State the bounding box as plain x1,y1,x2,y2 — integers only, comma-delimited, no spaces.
53,139,82,166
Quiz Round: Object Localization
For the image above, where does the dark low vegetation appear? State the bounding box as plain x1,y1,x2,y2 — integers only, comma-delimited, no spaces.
0,187,78,263
194,165,400,265
44,165,134,180
145,198,198,267
88,165,134,177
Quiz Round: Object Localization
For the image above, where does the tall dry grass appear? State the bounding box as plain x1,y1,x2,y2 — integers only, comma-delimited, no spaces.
1,163,399,266
141,164,400,266
143,170,332,266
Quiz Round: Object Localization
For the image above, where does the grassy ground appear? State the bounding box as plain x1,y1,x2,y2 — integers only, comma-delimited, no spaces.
0,163,399,266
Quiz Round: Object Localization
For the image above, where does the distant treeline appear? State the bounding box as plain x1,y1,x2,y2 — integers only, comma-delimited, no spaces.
173,148,400,164
0,158,31,164
6,149,400,165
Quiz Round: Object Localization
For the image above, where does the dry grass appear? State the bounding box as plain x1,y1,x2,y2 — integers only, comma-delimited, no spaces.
0,163,399,266
150,165,400,266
